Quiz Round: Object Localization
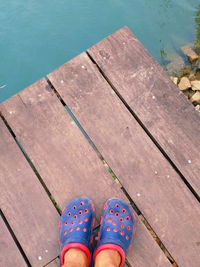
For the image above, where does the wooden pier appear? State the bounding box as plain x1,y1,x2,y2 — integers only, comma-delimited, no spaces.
0,27,200,267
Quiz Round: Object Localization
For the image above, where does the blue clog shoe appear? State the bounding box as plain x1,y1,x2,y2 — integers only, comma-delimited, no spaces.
94,198,136,267
59,197,95,266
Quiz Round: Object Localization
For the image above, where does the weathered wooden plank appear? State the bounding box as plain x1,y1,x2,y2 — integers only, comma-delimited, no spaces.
47,52,200,266
0,216,27,267
0,118,59,266
87,26,200,197
0,79,170,266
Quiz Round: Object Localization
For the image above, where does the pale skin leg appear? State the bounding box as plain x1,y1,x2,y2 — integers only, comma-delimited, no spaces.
61,248,121,267
95,249,121,267
61,248,88,267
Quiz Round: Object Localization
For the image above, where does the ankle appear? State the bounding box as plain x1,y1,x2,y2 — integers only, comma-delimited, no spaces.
95,249,121,267
62,248,88,267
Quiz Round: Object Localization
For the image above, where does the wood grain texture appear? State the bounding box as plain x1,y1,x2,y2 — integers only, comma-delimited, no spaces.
0,79,126,219
0,118,59,266
87,26,200,197
0,79,170,267
0,216,27,267
47,52,200,267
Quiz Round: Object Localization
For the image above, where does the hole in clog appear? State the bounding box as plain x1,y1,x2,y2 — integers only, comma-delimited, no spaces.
64,231,67,235
115,203,119,207
126,216,130,220
112,221,117,225
126,235,129,240
110,209,114,213
71,221,75,225
80,201,84,205
84,217,88,222
84,208,88,213
73,205,77,209
79,210,83,214
113,228,118,232
120,231,124,236
74,215,78,219
120,224,125,229
79,220,83,224
83,228,87,232
107,218,112,222
76,227,80,231
127,226,131,230
119,217,124,221
106,227,110,232
67,212,71,216
64,221,68,225
122,209,126,213
115,212,119,216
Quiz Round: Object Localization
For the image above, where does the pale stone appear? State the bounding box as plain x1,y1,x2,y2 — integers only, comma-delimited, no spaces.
181,45,199,62
170,76,178,85
195,105,200,111
191,80,200,91
190,91,200,103
178,77,191,91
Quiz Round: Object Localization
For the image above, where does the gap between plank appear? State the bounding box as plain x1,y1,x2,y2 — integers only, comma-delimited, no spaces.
86,51,200,204
0,114,62,216
46,79,177,266
43,256,59,267
0,209,31,267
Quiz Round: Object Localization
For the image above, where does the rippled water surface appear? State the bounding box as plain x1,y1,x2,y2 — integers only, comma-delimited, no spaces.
0,0,200,102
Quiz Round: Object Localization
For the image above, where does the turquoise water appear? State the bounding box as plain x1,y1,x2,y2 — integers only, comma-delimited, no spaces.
0,0,200,103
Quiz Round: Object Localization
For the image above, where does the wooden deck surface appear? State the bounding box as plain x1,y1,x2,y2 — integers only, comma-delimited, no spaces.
0,27,200,267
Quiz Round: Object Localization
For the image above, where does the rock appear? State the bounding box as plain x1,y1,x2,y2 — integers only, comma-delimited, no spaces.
178,77,191,91
195,105,200,111
166,53,183,62
188,71,196,81
191,80,200,91
166,56,185,76
190,91,200,103
170,76,178,85
191,60,200,71
194,42,200,54
181,44,199,62
183,89,195,99
178,65,192,77
196,70,200,80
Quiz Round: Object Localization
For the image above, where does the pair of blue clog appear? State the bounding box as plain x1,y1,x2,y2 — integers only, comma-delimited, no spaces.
59,197,136,267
